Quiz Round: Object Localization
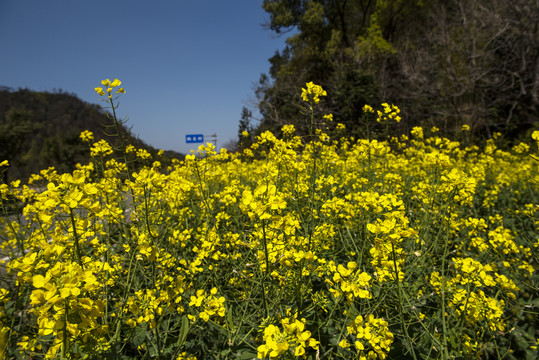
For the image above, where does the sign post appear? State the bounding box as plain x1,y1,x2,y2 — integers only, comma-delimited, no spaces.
205,133,217,149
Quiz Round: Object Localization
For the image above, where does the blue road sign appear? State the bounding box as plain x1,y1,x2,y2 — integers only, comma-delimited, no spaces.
186,134,204,143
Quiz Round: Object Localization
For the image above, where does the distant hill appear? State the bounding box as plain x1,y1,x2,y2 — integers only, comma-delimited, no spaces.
0,86,184,182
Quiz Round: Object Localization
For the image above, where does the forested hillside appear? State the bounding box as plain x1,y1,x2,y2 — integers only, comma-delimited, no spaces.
241,0,539,145
0,87,182,182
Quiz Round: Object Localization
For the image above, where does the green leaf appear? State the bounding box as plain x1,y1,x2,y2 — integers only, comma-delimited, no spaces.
226,304,235,332
177,315,190,348
132,325,146,347
240,350,257,359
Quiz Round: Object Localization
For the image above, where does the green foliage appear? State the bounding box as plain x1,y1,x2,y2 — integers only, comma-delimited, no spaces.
0,107,40,183
253,0,539,143
237,107,254,151
0,88,182,183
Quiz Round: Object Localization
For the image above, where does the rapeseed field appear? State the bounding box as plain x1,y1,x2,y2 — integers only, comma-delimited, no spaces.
0,79,537,359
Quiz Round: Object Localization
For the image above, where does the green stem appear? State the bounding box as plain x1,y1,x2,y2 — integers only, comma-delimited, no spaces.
307,101,318,252
192,156,212,225
109,99,132,181
391,243,418,360
62,301,69,359
308,144,317,252
154,309,163,357
440,219,450,360
69,209,84,269
261,220,269,319
143,186,157,239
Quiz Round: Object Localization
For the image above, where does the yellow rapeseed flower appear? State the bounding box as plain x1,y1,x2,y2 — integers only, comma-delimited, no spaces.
111,79,121,87
301,81,327,104
96,78,125,98
363,104,374,113
79,130,94,143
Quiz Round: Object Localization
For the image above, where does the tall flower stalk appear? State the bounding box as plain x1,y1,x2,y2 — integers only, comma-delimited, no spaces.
94,79,131,180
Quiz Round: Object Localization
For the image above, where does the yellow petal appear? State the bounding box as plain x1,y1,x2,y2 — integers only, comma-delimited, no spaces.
32,274,48,288
59,288,71,299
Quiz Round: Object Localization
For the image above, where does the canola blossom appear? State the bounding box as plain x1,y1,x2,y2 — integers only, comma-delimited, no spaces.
301,81,327,104
0,81,538,359
95,78,125,99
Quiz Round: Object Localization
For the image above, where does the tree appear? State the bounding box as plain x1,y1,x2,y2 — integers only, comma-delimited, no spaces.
0,107,39,183
393,0,539,136
237,106,254,150
256,0,428,138
253,0,539,142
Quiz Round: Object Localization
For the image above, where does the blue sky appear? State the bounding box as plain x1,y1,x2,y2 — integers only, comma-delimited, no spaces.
0,1,290,154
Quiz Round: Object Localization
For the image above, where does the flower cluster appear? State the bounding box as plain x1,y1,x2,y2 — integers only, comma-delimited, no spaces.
257,315,319,358
376,103,401,123
0,79,537,359
362,103,401,123
339,314,394,359
94,78,125,98
301,81,327,104
188,288,226,322
326,261,372,301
